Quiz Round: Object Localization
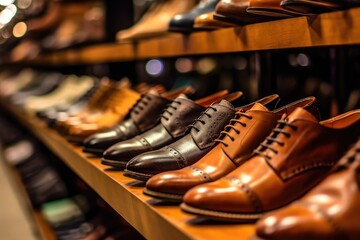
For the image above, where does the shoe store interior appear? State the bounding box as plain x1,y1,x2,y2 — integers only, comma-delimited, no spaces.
0,0,359,239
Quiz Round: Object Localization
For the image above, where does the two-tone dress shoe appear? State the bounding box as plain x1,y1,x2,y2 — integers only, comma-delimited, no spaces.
144,96,316,201
181,108,360,221
101,90,236,169
169,0,221,32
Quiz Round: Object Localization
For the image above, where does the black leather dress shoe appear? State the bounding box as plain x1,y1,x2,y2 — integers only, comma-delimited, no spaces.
83,93,173,155
123,94,280,181
169,0,220,32
123,99,236,181
101,91,242,169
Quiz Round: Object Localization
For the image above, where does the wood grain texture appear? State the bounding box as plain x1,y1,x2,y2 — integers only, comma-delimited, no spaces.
1,101,256,240
20,7,360,66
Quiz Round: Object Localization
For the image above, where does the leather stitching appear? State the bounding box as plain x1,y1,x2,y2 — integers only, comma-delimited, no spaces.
189,166,212,182
226,177,263,212
165,146,187,168
282,161,336,180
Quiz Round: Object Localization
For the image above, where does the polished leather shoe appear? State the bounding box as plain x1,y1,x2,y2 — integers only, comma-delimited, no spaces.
144,96,315,201
124,92,243,181
256,139,360,240
117,0,197,41
169,0,221,32
101,90,233,168
194,11,238,29
181,108,360,221
280,0,358,15
66,87,140,143
247,0,304,17
213,0,276,25
82,86,195,155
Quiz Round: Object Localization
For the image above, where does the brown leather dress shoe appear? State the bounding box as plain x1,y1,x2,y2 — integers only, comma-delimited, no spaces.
66,87,140,142
213,0,277,25
256,139,360,240
194,11,238,29
181,108,360,221
247,0,304,17
144,96,315,202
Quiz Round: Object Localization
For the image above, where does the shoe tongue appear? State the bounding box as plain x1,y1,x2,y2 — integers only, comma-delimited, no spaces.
249,103,269,112
287,107,319,123
217,99,235,109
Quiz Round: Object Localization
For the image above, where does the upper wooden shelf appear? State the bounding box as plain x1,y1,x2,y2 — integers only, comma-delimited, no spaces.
17,7,360,66
1,101,255,240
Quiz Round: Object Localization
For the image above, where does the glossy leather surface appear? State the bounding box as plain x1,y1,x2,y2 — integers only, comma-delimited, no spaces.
256,139,360,240
181,108,360,221
194,11,238,29
144,94,292,200
247,0,304,17
280,0,348,15
214,0,276,25
124,99,237,181
82,93,173,153
101,95,208,168
169,0,220,32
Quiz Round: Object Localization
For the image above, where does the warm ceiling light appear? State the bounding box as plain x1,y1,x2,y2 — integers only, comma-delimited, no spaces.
13,21,27,38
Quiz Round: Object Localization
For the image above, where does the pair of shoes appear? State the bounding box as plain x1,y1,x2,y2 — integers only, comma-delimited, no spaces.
101,90,244,169
83,86,196,155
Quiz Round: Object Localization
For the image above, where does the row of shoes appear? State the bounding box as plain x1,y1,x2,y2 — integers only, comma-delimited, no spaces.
118,0,360,40
2,69,360,239
0,0,105,61
0,115,144,239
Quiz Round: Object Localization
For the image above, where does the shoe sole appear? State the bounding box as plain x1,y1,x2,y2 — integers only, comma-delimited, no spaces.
143,188,183,203
100,158,127,169
180,203,263,222
66,135,85,145
123,169,152,182
82,147,105,155
213,14,246,25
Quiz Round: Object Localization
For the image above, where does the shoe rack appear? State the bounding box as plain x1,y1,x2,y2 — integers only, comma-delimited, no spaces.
5,7,360,66
0,146,56,240
0,100,255,240
1,4,359,240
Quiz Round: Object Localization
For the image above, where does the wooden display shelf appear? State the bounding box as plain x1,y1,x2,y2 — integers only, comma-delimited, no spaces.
0,148,56,240
1,102,256,240
18,7,360,66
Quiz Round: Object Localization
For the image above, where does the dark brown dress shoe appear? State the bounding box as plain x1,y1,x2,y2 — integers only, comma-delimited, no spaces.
280,0,360,15
213,0,277,25
101,90,233,169
181,108,360,221
256,139,360,240
247,0,305,17
124,92,244,181
144,96,315,202
82,86,194,155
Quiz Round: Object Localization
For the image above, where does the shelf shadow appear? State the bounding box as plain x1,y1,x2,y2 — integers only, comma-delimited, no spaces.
186,216,256,225
126,180,146,187
146,198,180,206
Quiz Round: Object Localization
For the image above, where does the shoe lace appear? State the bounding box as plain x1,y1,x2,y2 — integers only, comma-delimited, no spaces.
130,94,152,115
161,100,182,121
334,142,360,171
189,105,218,132
214,110,253,147
254,118,298,160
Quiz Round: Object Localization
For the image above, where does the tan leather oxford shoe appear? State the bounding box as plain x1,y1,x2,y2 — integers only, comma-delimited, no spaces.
256,139,360,240
181,108,360,221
